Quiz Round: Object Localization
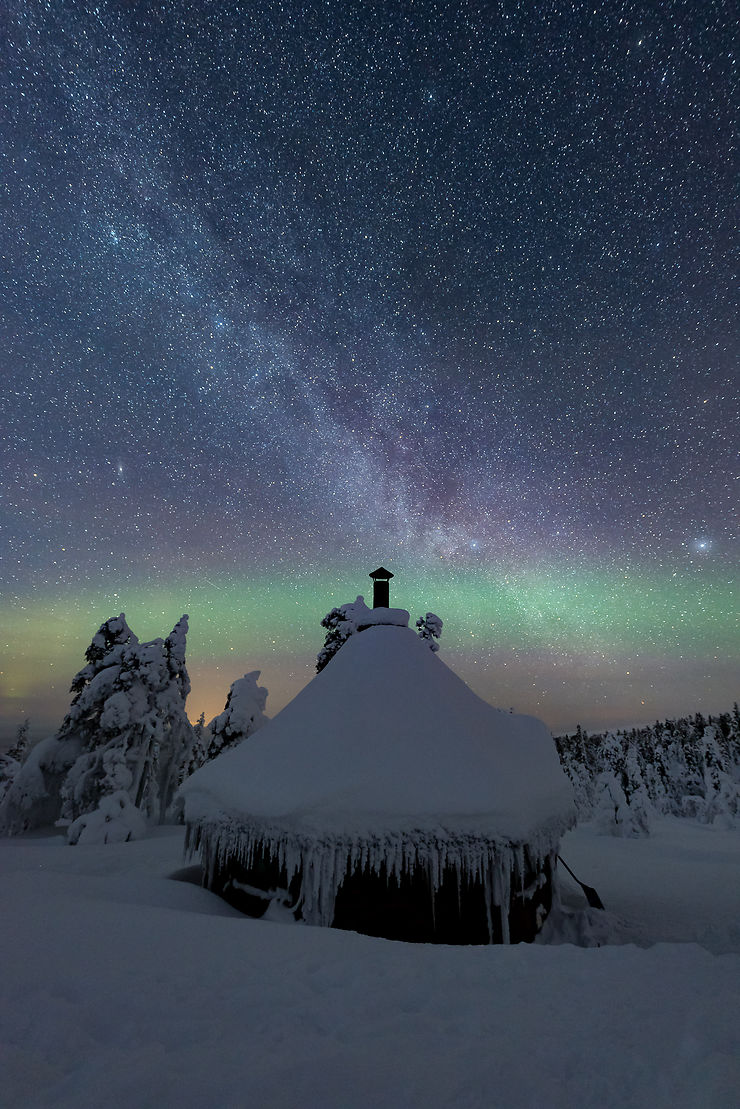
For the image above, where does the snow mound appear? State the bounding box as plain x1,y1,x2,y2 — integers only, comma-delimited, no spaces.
337,595,410,629
536,903,645,948
2,824,739,1109
181,625,574,842
67,791,147,845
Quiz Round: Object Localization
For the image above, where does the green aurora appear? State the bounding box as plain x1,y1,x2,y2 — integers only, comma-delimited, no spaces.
1,562,735,741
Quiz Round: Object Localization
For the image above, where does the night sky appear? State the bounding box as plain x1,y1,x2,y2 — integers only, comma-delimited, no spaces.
2,0,737,742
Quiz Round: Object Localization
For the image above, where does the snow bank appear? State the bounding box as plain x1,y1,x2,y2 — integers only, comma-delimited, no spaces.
559,817,740,955
0,826,738,1109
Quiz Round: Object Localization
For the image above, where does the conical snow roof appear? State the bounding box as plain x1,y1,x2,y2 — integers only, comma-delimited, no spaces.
181,625,574,845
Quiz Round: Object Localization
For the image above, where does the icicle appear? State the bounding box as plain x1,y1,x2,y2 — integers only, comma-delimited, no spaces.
184,811,568,943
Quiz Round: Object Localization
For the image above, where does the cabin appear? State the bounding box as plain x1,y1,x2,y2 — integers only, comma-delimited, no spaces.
181,574,575,944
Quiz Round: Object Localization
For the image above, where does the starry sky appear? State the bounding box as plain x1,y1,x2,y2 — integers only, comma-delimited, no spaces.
1,0,737,744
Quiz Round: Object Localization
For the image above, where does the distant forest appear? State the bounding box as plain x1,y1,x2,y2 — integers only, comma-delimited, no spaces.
555,708,740,834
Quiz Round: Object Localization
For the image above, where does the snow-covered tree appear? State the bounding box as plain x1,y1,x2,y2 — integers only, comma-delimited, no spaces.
154,615,197,821
700,726,739,826
555,725,596,812
415,612,443,652
0,613,195,837
181,712,208,782
61,615,195,825
642,731,672,815
592,769,642,836
0,718,32,805
621,742,652,835
0,614,138,834
0,758,16,807
316,606,357,672
8,717,31,762
204,672,268,761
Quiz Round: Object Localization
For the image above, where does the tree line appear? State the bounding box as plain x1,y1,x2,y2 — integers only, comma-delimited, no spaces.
555,709,740,835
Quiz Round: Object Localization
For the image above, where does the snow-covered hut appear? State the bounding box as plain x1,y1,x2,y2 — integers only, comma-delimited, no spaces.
181,598,575,944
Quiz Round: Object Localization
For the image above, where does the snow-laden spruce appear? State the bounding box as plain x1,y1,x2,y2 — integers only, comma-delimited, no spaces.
180,673,269,787
0,613,195,837
205,671,269,761
181,616,575,942
0,718,31,806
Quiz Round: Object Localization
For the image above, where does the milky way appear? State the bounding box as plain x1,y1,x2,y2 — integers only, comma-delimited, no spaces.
1,0,737,737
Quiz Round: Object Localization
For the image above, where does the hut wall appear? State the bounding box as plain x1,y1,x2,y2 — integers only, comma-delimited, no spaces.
200,835,555,944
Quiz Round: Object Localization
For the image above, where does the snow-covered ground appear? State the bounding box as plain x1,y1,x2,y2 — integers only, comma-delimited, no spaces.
1,819,738,1109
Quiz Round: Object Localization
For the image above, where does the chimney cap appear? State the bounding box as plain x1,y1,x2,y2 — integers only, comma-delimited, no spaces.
369,566,394,581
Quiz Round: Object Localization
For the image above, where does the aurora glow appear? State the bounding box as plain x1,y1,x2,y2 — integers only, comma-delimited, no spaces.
2,561,735,737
